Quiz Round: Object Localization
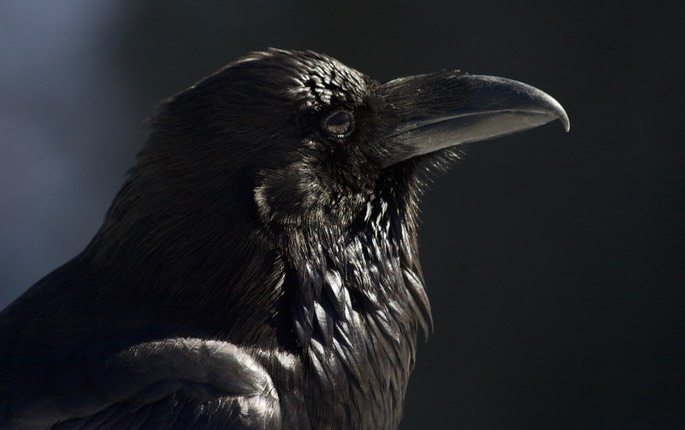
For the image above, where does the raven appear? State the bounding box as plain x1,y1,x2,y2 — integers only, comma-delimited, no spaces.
0,49,568,429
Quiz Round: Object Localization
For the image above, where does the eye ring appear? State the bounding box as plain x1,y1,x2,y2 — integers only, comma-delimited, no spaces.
323,110,354,138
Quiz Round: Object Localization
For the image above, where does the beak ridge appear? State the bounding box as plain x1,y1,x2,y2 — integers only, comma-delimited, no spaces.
378,73,569,167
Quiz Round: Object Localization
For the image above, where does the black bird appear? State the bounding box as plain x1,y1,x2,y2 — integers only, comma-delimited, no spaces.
0,49,568,429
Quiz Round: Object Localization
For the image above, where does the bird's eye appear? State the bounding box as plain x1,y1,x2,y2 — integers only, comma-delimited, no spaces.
324,110,354,138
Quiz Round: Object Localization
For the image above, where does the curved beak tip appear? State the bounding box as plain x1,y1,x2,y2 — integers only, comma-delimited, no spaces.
550,98,571,133
561,113,571,133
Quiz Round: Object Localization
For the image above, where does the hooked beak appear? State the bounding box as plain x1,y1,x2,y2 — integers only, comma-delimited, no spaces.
378,72,569,167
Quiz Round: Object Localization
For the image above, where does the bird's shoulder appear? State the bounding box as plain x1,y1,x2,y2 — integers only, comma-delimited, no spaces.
1,337,287,430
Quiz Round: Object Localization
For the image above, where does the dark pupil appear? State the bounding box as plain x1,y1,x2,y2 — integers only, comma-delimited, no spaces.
326,111,353,136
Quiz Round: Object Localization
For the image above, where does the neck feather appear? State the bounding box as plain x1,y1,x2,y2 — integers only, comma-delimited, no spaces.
283,191,431,428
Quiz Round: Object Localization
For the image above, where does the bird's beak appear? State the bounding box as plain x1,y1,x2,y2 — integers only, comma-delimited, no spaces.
377,72,570,167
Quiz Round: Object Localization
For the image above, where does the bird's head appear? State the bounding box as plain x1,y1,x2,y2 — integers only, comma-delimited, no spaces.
133,48,568,235
84,47,569,351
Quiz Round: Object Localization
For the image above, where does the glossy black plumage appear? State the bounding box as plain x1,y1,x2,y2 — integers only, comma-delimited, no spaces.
0,49,568,429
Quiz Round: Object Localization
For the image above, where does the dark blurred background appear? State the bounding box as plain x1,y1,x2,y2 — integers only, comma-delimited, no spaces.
1,1,683,428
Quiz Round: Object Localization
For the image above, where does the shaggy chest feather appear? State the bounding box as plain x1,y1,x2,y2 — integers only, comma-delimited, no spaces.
281,199,430,428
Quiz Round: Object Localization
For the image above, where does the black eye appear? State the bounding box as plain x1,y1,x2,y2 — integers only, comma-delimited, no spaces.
324,110,354,138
